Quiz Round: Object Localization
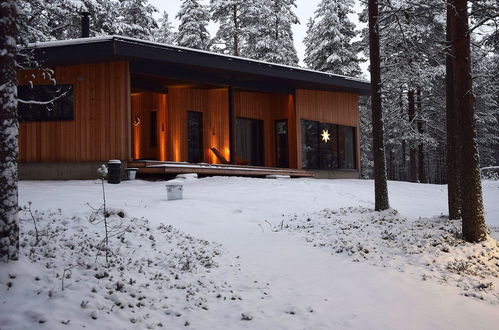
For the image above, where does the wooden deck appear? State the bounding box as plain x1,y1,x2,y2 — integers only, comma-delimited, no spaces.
127,160,315,178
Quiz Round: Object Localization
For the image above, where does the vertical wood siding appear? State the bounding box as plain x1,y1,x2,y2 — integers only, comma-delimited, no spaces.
18,61,130,162
160,88,294,167
166,87,230,163
235,91,295,167
131,92,169,161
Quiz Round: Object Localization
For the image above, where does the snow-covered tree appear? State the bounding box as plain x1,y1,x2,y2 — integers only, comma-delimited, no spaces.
118,0,158,40
244,0,299,66
357,1,448,184
18,0,105,42
0,0,20,261
176,0,211,50
448,0,487,242
210,0,250,55
18,0,159,42
367,0,390,211
304,0,362,77
154,11,176,44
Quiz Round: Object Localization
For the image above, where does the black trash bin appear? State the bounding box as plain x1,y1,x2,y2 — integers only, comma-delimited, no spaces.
107,160,121,184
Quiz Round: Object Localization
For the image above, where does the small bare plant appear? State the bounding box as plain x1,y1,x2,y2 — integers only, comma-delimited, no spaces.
61,265,73,291
20,201,40,245
97,164,110,264
88,164,128,266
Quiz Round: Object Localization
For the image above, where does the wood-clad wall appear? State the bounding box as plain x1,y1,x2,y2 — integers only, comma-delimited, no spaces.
131,92,167,160
235,91,296,168
166,87,230,163
18,61,130,162
295,89,360,170
131,88,295,168
295,89,359,126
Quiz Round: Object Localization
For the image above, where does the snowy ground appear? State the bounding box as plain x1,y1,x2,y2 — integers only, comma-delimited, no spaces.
1,177,499,329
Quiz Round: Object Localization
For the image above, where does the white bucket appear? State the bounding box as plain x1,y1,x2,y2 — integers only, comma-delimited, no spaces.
166,180,184,200
126,168,138,180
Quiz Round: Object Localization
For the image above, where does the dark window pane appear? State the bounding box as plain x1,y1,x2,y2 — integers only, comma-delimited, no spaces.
301,119,319,169
319,123,338,169
275,120,289,168
344,126,356,169
188,111,203,163
236,117,264,166
338,126,356,169
18,84,74,122
301,120,356,170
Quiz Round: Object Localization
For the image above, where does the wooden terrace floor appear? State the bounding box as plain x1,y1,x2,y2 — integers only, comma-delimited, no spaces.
127,160,315,178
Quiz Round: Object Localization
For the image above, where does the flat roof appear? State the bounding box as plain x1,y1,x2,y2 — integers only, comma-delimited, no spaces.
26,36,371,95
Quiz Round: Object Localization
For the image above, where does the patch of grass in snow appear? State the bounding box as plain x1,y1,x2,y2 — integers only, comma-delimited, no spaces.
0,209,242,329
282,206,499,303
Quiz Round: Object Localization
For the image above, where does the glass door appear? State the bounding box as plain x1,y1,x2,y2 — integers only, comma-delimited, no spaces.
275,120,289,168
236,117,264,166
188,111,203,163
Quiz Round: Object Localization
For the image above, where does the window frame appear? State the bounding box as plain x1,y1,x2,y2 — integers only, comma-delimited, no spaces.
300,119,357,170
18,84,74,122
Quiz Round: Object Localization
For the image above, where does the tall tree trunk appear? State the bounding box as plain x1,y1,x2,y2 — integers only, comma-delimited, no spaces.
399,88,406,181
449,0,487,242
0,0,19,261
368,0,389,211
446,2,462,220
416,88,427,183
388,147,394,180
232,5,239,56
408,89,417,182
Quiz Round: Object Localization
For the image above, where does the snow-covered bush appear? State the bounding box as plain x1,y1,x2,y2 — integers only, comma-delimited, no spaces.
282,207,499,303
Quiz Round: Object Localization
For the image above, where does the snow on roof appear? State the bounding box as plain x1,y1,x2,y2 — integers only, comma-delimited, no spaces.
27,35,370,85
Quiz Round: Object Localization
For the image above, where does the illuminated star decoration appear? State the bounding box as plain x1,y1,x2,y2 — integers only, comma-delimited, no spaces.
321,129,331,143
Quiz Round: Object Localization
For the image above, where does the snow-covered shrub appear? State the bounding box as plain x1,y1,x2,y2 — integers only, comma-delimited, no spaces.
0,210,238,328
282,207,499,303
481,166,499,180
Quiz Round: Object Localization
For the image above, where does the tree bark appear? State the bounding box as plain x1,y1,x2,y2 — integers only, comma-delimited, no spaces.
449,0,487,242
0,0,19,261
408,89,417,182
416,89,426,183
399,88,406,181
446,2,462,220
232,4,239,56
368,0,390,211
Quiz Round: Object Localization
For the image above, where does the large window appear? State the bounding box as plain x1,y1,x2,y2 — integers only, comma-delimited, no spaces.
301,119,356,170
18,84,74,122
275,120,289,168
236,117,264,166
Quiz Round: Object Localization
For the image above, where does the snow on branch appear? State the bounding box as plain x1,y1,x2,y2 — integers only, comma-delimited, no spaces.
18,89,70,106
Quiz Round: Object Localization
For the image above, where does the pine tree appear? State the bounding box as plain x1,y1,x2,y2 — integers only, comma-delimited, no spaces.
245,0,299,66
448,0,488,242
119,0,158,40
0,0,20,261
154,11,176,44
356,0,498,188
18,0,126,41
210,0,249,55
359,96,374,178
304,0,362,77
368,0,390,211
446,1,461,219
176,0,211,50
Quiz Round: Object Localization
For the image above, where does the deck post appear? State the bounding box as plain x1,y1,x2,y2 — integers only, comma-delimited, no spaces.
228,86,236,164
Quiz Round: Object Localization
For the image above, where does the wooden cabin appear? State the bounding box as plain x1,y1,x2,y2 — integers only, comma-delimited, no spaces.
18,36,370,179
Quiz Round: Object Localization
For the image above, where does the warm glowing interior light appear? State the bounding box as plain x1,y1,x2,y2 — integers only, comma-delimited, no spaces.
173,137,180,162
321,129,331,143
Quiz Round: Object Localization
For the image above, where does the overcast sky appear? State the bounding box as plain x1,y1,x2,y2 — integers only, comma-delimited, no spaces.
147,0,367,73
